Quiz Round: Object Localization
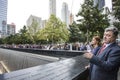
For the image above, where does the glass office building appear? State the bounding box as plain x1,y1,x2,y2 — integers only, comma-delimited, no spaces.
94,0,105,9
61,2,69,28
0,0,7,37
49,0,56,17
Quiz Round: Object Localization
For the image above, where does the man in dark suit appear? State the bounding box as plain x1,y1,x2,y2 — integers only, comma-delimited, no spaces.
84,26,120,80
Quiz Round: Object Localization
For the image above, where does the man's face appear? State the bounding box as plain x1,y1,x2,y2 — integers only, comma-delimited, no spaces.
103,31,116,44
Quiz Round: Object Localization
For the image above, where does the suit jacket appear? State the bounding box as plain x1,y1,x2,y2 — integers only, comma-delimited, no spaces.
90,42,120,80
92,46,101,55
89,46,101,79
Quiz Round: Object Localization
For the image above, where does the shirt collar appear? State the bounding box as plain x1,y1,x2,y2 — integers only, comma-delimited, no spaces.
105,43,112,48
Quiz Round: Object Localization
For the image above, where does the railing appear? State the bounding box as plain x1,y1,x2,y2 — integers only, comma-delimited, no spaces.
2,47,84,58
0,55,89,80
0,48,89,80
0,48,60,72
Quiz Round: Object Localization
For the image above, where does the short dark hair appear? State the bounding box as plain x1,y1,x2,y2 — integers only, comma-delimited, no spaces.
105,26,118,37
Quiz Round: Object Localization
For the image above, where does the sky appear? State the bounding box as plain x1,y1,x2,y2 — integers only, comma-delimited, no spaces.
7,0,112,33
7,0,83,32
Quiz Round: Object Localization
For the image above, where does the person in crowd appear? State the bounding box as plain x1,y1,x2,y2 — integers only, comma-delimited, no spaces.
85,36,101,79
80,42,89,51
84,26,120,80
63,43,70,50
90,36,101,55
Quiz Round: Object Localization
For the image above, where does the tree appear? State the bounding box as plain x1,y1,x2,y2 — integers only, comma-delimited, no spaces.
27,19,40,43
69,21,85,42
77,0,109,41
3,35,15,44
1,26,33,44
0,38,4,44
19,25,32,44
38,15,69,44
113,0,120,30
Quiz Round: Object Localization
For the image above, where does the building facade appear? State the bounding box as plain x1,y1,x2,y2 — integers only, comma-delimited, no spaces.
41,20,47,29
112,0,120,38
69,13,74,25
26,15,42,28
49,0,56,17
94,0,105,9
61,2,70,28
0,0,8,38
26,15,47,30
112,0,116,9
7,23,16,36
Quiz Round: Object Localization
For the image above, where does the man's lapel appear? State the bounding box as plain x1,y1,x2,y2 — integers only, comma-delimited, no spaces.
97,43,115,57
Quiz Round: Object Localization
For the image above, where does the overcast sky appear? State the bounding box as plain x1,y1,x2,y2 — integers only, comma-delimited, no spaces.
7,0,83,32
7,0,112,32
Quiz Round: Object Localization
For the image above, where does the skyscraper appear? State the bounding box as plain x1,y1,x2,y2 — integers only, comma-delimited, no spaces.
0,0,7,37
26,15,42,29
112,0,118,10
69,13,74,25
7,23,16,36
61,2,69,28
94,0,105,9
49,0,56,17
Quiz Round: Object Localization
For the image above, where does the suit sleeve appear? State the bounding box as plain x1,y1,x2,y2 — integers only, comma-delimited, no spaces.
90,48,120,71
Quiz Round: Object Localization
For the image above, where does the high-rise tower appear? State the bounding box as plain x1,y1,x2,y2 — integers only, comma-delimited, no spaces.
61,2,69,28
112,0,119,11
26,15,42,29
0,0,8,37
49,0,56,17
94,0,105,9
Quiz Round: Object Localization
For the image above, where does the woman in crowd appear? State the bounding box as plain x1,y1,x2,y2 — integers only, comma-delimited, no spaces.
90,36,101,55
85,36,101,79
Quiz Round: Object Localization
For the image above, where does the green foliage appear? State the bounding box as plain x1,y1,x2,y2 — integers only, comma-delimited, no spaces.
19,26,33,44
38,15,69,43
77,0,109,40
0,32,20,44
0,25,33,44
69,21,85,42
0,38,4,44
113,0,120,31
0,15,69,44
113,22,120,30
113,0,120,20
27,19,41,43
3,35,16,44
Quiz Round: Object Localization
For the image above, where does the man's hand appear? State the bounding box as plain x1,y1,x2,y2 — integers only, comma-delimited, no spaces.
85,64,90,69
84,52,93,59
